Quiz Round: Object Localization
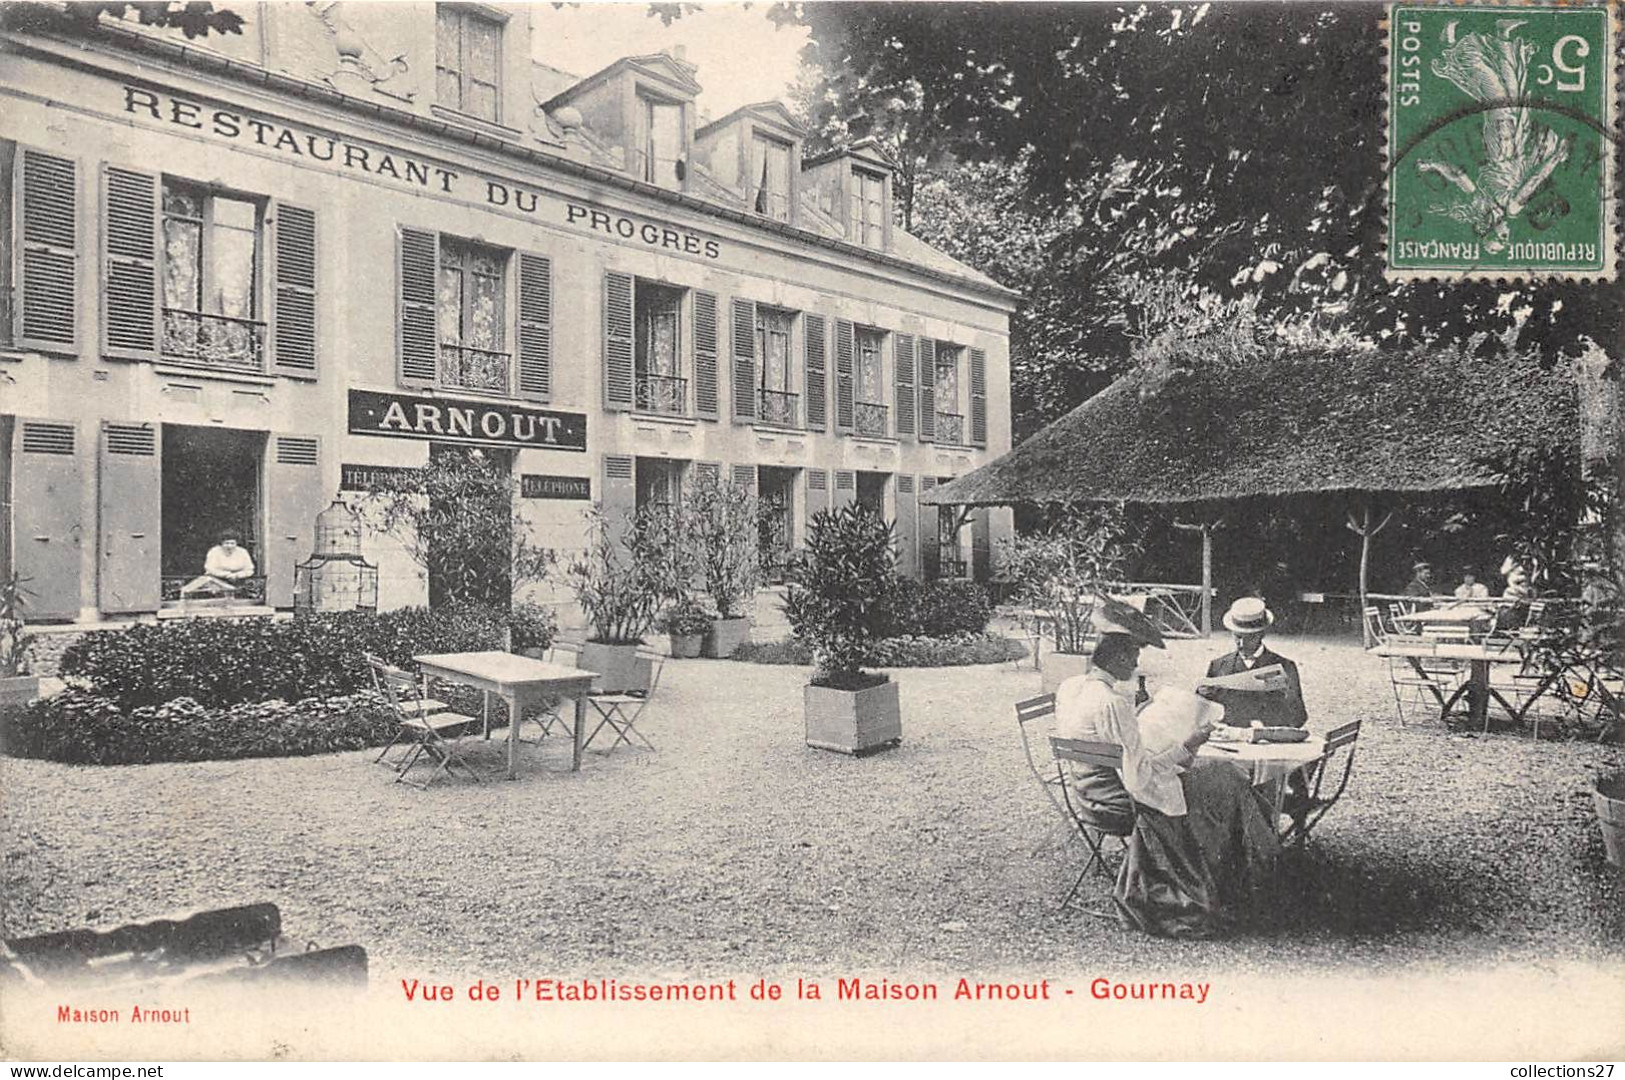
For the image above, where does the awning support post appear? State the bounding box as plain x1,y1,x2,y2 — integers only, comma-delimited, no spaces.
1173,517,1223,638
1345,501,1393,648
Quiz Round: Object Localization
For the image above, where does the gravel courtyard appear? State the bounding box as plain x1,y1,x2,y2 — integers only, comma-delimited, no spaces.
4,633,1623,987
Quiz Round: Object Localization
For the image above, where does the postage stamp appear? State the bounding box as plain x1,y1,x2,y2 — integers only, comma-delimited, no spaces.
1387,3,1618,281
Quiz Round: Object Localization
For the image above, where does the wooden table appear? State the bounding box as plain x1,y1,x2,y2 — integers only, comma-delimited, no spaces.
1373,640,1524,728
1392,605,1494,631
1196,735,1327,836
413,651,599,779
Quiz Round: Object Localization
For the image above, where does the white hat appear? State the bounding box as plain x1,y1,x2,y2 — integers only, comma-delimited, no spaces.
1222,597,1274,634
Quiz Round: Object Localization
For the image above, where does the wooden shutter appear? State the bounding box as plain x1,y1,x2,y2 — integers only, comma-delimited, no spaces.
833,468,857,509
693,290,720,419
98,422,161,613
602,271,634,411
731,297,757,423
918,476,940,580
693,460,722,486
917,337,936,443
601,454,636,539
516,252,552,401
266,435,324,609
731,463,757,495
805,468,828,527
894,332,916,437
834,318,855,433
16,148,78,352
970,346,988,447
101,164,159,361
894,473,918,579
13,419,83,619
271,202,317,379
397,227,438,388
804,314,827,432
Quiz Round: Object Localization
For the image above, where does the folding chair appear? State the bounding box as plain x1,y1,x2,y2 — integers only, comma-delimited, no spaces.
374,663,484,787
1381,605,1463,724
508,639,585,744
584,649,666,753
1048,736,1136,913
1279,720,1361,847
365,654,449,768
1015,694,1075,856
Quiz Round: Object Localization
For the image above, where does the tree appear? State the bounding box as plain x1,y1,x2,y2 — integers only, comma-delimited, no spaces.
7,2,245,38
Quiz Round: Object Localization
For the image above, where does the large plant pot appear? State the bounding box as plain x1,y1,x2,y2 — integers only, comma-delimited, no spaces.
703,617,752,658
804,678,901,756
579,641,651,694
0,675,40,707
1040,650,1094,694
1596,772,1625,869
668,633,703,659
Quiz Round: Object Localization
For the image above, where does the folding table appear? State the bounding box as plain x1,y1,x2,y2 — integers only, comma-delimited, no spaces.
413,651,599,778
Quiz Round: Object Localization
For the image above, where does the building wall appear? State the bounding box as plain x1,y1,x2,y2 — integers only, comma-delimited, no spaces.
0,15,1016,623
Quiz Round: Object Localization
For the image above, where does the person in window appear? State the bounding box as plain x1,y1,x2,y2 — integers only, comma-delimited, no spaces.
1055,630,1279,938
181,530,256,596
1454,567,1491,602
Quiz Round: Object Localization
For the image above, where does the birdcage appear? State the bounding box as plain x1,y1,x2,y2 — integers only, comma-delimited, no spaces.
293,501,378,612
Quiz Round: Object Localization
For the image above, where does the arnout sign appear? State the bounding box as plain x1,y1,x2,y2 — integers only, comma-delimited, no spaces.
348,390,587,452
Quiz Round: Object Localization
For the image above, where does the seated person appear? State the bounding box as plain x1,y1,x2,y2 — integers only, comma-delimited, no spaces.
1454,568,1490,601
1494,564,1534,632
1200,598,1308,729
1402,560,1436,603
180,531,256,596
1055,632,1280,938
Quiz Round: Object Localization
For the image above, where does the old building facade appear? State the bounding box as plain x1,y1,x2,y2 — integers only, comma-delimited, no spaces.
0,4,1017,621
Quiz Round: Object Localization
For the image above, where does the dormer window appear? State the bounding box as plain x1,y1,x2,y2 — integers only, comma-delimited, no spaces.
435,5,502,122
642,95,685,190
850,167,886,248
751,134,792,222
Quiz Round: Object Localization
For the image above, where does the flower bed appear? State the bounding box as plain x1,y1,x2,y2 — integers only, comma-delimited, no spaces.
733,632,1026,669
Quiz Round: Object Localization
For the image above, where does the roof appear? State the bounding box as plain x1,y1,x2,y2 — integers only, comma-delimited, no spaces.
695,101,807,141
542,52,701,109
924,345,1581,507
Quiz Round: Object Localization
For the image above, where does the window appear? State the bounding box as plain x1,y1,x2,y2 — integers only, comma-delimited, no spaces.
849,168,886,248
437,236,508,394
934,343,964,445
854,327,887,437
751,135,792,222
643,96,684,190
635,279,686,415
436,5,502,122
160,178,264,371
755,306,796,426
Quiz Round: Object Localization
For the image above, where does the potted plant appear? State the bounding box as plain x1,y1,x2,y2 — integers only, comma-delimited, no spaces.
564,504,676,692
506,600,559,660
0,573,38,707
657,597,713,659
682,472,761,658
1000,503,1138,693
785,504,901,756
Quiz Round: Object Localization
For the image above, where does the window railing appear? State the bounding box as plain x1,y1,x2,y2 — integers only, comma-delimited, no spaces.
935,411,965,446
439,343,511,394
854,400,889,438
636,372,688,416
161,574,267,604
161,309,266,373
937,547,968,580
757,388,800,428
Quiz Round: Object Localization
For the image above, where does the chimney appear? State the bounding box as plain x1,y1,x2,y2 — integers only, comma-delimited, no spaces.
673,44,688,63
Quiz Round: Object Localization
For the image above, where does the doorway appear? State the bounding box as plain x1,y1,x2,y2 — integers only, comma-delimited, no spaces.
161,425,264,598
427,443,513,609
757,466,796,583
856,471,888,519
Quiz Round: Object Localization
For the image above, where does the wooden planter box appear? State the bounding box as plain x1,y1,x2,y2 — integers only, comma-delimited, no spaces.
804,678,902,756
1040,650,1094,694
668,633,703,659
703,617,752,658
0,675,40,707
579,642,651,694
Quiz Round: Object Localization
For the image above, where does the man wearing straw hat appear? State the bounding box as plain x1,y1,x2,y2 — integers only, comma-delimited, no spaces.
1202,597,1309,731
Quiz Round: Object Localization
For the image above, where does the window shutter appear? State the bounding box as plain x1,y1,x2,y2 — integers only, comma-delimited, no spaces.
271,202,317,379
803,313,827,432
918,476,940,580
516,251,552,401
805,468,829,526
601,453,636,535
970,346,988,447
731,463,757,495
397,227,438,388
17,148,78,352
894,332,916,437
602,271,634,411
693,460,722,486
894,473,918,578
917,337,936,443
98,422,161,613
266,435,324,609
834,318,855,433
14,418,83,619
101,164,159,361
731,297,757,423
693,290,720,419
833,468,856,509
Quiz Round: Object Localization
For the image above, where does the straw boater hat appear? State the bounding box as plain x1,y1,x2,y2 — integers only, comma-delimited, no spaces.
1222,597,1274,634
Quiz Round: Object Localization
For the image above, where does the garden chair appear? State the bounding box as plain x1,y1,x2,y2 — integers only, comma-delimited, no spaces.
1380,604,1463,725
1048,735,1135,913
364,654,448,768
1279,719,1361,847
510,639,587,743
584,649,666,753
1014,694,1075,855
373,662,484,788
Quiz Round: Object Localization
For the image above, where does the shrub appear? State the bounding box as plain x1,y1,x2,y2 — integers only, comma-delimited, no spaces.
999,504,1137,654
1,690,398,765
874,578,994,639
507,601,558,653
734,633,1027,669
679,472,760,618
657,596,715,637
783,505,898,690
566,504,682,644
56,604,545,711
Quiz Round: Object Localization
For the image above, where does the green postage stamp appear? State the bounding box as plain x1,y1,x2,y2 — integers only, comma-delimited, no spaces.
1387,3,1618,280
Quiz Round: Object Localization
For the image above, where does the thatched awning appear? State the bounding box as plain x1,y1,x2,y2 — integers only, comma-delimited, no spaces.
924,345,1580,507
